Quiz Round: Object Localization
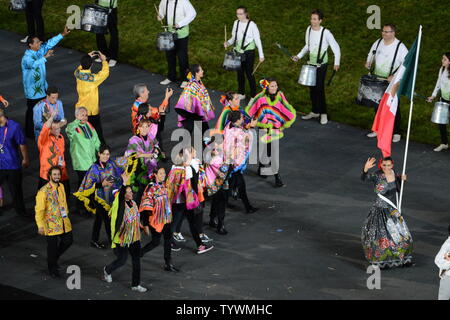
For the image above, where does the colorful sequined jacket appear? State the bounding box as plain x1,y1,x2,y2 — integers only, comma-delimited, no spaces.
74,156,134,214
204,151,230,197
174,80,215,127
35,181,72,236
139,181,172,233
245,91,297,143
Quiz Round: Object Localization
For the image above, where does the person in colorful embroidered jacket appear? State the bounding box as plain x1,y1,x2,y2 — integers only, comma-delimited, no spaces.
0,95,9,108
103,171,148,293
361,157,412,269
0,107,29,216
22,25,70,138
66,107,100,215
125,119,161,204
35,165,73,279
214,91,253,135
174,64,215,135
246,78,296,187
140,167,180,272
74,145,135,249
74,51,110,144
37,110,68,194
33,86,64,139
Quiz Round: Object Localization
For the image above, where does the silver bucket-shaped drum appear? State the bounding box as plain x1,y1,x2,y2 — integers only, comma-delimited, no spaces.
9,0,26,11
356,75,389,109
81,4,109,35
156,32,176,51
223,51,242,71
431,101,450,125
298,65,317,86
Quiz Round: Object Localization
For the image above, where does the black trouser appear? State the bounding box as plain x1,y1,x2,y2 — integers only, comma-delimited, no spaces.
46,231,73,273
88,115,105,144
75,170,87,212
0,169,26,215
166,36,189,82
38,178,70,205
25,0,45,40
230,172,252,211
156,115,166,151
237,50,257,98
26,97,44,139
437,99,450,144
141,223,172,264
171,203,202,247
106,241,141,287
91,202,111,243
96,8,118,60
209,189,227,228
309,64,328,115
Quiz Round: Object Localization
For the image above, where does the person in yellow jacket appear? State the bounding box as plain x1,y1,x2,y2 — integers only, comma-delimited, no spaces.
74,51,110,144
35,165,73,279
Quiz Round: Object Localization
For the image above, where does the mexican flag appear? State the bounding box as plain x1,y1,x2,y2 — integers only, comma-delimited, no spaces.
372,35,420,157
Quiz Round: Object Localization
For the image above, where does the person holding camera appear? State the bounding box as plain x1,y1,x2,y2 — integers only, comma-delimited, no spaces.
224,6,264,100
74,51,110,144
157,0,197,88
74,145,130,249
435,225,450,300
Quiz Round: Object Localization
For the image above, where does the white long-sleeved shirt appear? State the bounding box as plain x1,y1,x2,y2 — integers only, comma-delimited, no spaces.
158,0,196,28
296,26,341,66
435,237,450,279
431,67,450,101
226,20,264,58
366,38,408,79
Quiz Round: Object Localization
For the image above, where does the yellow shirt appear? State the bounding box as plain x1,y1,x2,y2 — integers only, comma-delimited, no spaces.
35,182,72,236
74,61,110,116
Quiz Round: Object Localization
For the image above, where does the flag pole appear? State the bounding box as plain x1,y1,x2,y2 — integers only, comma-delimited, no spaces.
398,25,422,212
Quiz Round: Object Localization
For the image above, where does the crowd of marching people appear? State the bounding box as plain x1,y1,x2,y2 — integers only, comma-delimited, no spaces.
1,0,450,299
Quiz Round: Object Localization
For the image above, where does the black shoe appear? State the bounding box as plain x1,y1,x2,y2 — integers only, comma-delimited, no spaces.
246,206,259,214
217,227,228,235
171,243,181,252
164,264,180,273
274,174,285,188
209,219,218,228
90,240,106,249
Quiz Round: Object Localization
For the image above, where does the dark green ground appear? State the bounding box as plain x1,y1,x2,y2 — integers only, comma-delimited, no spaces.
0,0,448,145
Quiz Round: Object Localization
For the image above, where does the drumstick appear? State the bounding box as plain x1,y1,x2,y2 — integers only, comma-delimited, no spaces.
327,70,337,86
154,3,163,25
224,25,227,51
252,60,263,75
275,42,294,59
413,92,428,100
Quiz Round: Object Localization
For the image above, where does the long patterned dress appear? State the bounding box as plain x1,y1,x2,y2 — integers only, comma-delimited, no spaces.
361,170,413,268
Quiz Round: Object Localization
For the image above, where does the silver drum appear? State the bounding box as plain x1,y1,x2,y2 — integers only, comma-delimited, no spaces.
431,101,450,125
223,51,242,71
157,32,176,51
298,64,317,87
81,5,109,35
9,0,26,11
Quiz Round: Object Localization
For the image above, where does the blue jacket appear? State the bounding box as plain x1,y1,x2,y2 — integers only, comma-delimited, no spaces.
33,98,65,138
21,34,64,100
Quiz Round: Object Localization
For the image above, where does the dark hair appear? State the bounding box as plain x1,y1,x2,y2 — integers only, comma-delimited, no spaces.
311,9,324,20
137,103,149,116
383,24,397,33
228,110,242,124
27,36,39,48
264,77,279,98
0,106,7,118
225,91,238,102
46,86,58,96
47,165,62,179
80,54,93,70
99,144,111,155
237,6,249,19
189,64,201,77
382,157,393,162
443,52,450,79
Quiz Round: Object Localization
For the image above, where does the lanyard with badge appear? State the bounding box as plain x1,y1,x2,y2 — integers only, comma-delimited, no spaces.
0,126,8,154
52,135,64,167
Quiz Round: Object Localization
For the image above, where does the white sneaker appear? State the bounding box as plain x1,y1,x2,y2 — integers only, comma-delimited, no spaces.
434,144,448,152
131,285,148,293
320,114,328,125
160,78,172,85
392,134,401,143
173,232,186,242
20,36,28,43
180,81,188,88
237,94,246,100
302,112,320,120
367,132,377,138
108,59,117,67
95,58,102,63
103,266,112,283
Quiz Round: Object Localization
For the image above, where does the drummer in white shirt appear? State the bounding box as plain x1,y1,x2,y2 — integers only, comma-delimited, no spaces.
224,6,264,100
292,9,340,125
365,24,408,142
157,0,197,88
427,52,450,152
